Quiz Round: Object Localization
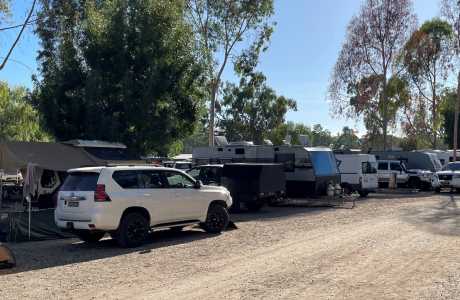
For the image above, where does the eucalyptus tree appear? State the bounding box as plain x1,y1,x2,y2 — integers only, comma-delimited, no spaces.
400,19,452,148
328,0,416,150
186,0,274,146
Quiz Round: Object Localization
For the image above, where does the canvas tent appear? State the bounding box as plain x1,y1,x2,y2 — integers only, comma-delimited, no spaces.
0,140,143,242
0,141,101,172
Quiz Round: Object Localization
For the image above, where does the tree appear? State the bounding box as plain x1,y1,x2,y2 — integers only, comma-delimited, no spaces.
0,81,50,141
334,126,361,149
310,124,336,147
400,19,452,148
269,122,311,146
185,0,274,146
328,0,416,150
217,32,296,144
33,0,204,156
441,0,460,157
441,89,459,148
219,73,296,144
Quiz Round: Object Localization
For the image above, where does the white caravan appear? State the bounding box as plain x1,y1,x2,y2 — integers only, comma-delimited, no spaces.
335,153,378,197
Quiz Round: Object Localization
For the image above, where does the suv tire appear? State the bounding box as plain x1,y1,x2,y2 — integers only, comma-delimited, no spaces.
201,204,229,234
75,230,105,243
116,212,149,248
408,177,421,189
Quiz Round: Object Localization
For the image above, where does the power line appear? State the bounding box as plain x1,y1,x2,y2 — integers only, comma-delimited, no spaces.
0,17,39,32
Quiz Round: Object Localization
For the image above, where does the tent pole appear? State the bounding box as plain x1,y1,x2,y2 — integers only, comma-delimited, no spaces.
28,197,31,241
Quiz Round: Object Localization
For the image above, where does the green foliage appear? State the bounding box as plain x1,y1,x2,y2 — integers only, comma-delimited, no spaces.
329,0,416,150
333,126,360,149
186,0,275,145
347,75,410,138
269,122,311,145
219,69,296,144
0,82,51,141
268,122,338,147
441,89,459,148
33,0,205,156
217,25,295,145
400,18,452,148
0,0,9,22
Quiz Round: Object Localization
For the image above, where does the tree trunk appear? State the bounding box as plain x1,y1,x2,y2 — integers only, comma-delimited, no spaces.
432,88,437,149
432,69,437,149
208,83,218,146
454,71,460,161
382,77,388,151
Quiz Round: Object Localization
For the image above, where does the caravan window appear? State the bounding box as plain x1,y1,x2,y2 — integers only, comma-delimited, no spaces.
235,148,245,155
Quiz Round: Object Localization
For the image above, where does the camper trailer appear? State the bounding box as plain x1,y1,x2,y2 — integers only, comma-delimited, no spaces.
193,143,341,197
372,151,440,190
334,153,378,197
192,143,274,165
422,150,449,167
274,146,341,197
188,163,285,212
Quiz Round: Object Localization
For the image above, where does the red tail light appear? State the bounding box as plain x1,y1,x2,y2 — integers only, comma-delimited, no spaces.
94,184,111,202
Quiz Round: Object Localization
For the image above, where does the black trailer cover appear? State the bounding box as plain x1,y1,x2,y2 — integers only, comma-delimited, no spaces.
222,163,286,196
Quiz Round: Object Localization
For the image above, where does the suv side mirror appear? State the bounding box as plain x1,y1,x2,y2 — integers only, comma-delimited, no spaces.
194,180,202,189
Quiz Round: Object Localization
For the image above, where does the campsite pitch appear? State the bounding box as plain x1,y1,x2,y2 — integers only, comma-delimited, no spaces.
1,193,460,299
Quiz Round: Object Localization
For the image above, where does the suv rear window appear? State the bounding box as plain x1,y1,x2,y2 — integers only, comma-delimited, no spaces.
61,172,99,191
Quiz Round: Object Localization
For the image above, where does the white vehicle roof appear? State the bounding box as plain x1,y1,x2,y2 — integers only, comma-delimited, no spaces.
377,159,404,163
193,164,224,168
67,165,181,173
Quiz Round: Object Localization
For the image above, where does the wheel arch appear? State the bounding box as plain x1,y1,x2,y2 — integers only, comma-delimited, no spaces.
119,207,151,227
209,200,228,208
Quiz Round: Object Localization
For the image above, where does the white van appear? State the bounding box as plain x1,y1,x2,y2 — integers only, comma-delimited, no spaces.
335,154,378,197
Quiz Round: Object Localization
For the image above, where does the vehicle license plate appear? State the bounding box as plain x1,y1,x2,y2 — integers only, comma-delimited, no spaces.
68,201,79,207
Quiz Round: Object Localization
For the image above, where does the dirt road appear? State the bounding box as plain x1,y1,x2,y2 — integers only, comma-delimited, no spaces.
1,193,460,299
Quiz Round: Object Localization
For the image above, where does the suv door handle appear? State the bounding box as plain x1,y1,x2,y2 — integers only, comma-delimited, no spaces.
143,193,151,197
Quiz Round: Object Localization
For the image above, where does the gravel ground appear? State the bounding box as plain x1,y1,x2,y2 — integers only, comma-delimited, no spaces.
1,193,460,299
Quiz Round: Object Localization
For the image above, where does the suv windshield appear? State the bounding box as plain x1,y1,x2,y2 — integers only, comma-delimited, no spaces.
444,163,460,171
61,172,99,191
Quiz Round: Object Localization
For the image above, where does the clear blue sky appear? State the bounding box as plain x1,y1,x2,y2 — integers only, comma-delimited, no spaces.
0,0,440,135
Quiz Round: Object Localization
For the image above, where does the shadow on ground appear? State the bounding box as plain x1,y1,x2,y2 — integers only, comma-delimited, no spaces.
0,228,214,275
402,194,460,237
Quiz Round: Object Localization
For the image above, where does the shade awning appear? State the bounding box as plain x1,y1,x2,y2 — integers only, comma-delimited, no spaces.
0,142,101,172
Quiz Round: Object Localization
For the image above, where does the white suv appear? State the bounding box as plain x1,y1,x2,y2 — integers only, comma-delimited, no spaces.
377,160,410,186
55,166,233,247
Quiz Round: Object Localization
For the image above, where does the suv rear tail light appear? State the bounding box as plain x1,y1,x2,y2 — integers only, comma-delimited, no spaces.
94,184,111,202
